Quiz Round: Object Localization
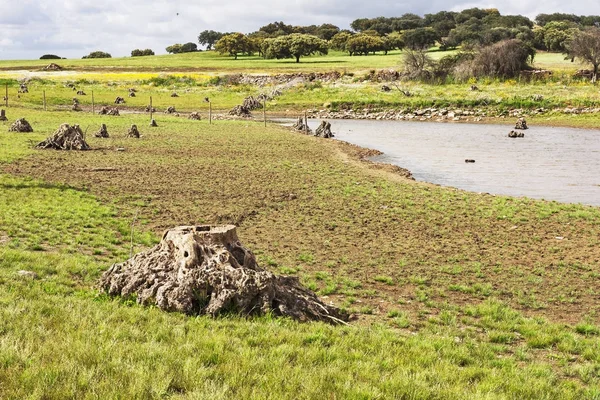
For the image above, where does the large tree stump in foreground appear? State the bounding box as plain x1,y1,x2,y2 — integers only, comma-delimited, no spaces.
0,109,7,121
99,225,348,324
314,120,334,138
36,123,90,150
8,118,33,132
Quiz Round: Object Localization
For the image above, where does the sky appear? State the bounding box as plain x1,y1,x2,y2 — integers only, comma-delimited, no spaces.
1,0,600,60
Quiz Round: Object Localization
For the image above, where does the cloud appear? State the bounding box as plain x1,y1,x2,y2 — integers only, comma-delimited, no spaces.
1,0,599,59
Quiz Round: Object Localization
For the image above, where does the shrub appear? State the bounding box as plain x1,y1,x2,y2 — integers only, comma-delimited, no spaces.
131,49,155,57
82,51,112,59
40,54,61,60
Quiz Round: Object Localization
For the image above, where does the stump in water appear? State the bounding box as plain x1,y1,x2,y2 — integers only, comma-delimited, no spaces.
292,116,311,133
128,124,140,138
515,117,528,130
314,120,334,138
508,130,525,138
99,225,348,324
165,106,176,114
8,118,33,132
36,123,90,150
188,112,201,120
150,119,158,127
0,109,7,121
228,105,252,118
95,123,109,138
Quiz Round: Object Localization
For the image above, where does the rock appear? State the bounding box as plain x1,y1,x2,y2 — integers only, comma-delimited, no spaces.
165,106,177,114
127,124,140,138
36,123,90,150
465,159,475,163
114,96,125,104
314,120,334,138
95,123,109,138
0,109,7,121
381,85,391,92
17,270,38,279
515,117,528,130
188,112,201,120
171,92,179,97
99,225,348,324
150,119,158,127
8,118,33,132
508,130,525,138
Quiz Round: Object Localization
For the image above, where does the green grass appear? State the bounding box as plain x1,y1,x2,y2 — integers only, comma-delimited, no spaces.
0,52,600,397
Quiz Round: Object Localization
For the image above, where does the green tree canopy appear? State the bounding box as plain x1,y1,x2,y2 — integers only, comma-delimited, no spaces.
345,34,385,56
566,27,600,80
198,30,224,50
214,33,253,59
264,33,328,63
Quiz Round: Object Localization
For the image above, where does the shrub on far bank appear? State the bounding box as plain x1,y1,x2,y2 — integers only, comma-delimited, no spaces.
40,54,62,60
82,51,112,59
131,49,155,57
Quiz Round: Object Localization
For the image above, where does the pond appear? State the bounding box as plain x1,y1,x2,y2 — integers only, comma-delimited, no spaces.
298,119,600,207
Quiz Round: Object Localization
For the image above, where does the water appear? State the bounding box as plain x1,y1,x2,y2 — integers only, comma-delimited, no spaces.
300,119,600,207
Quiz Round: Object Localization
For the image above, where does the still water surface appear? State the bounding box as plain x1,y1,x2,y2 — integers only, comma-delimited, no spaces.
302,119,600,207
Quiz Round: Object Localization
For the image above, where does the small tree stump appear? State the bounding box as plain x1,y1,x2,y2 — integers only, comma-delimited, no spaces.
115,96,125,104
314,120,334,138
76,90,86,96
0,109,7,121
228,105,252,118
150,119,158,127
188,112,201,120
242,96,262,111
36,123,90,150
8,118,33,132
128,92,136,97
165,106,176,114
95,123,109,138
145,105,156,113
171,92,179,97
292,116,311,133
515,117,528,130
128,124,140,138
99,225,348,324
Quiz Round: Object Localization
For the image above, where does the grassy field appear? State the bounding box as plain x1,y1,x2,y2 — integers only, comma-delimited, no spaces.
1,50,600,397
0,107,600,397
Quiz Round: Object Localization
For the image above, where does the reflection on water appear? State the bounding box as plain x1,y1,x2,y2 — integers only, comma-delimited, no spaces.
304,119,600,207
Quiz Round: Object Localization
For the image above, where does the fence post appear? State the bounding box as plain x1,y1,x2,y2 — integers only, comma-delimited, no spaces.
43,90,46,111
263,100,267,127
92,91,95,114
5,84,8,107
150,96,153,121
209,101,212,124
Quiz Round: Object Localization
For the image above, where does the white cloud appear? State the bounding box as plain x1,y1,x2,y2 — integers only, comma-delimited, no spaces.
1,0,599,59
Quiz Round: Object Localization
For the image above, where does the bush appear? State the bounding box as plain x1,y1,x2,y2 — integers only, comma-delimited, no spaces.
40,54,61,60
131,49,155,57
82,51,112,59
457,39,535,79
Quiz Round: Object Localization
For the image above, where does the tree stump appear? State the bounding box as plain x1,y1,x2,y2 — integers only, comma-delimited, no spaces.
76,90,86,96
228,105,252,118
515,117,528,130
115,96,125,104
150,119,158,127
145,105,156,113
36,123,90,150
242,96,262,111
128,124,140,138
292,116,311,133
128,92,136,97
188,112,201,120
99,225,348,324
165,106,177,114
171,92,179,97
314,120,334,138
0,109,7,121
508,130,525,138
8,118,33,132
95,123,109,138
